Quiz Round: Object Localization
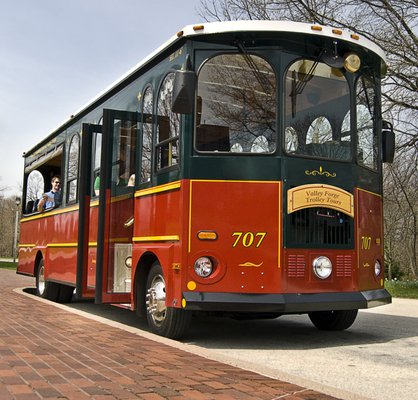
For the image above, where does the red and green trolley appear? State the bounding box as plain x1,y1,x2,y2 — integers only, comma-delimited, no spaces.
17,21,394,338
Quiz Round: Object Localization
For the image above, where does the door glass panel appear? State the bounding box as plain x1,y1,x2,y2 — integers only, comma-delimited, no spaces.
356,77,377,169
107,117,138,294
93,133,102,196
111,120,137,188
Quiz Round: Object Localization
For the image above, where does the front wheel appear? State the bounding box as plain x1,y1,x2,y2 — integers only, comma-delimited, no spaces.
145,263,191,339
308,309,358,331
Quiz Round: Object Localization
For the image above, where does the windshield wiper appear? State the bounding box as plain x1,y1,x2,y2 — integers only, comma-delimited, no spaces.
236,41,274,94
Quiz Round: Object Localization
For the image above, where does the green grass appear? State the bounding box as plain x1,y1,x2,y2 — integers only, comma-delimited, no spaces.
0,261,17,270
385,279,418,299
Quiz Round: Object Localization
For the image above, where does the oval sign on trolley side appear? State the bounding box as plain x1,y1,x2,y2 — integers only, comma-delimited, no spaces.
287,183,354,217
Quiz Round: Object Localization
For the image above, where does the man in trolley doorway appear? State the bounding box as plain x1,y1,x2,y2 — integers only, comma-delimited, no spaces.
37,175,62,211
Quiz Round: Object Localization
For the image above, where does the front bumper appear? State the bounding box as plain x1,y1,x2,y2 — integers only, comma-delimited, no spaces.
183,289,391,313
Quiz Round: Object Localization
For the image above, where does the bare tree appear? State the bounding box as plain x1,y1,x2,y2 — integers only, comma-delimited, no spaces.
383,150,418,278
0,197,18,258
0,176,7,197
26,171,44,202
0,178,15,258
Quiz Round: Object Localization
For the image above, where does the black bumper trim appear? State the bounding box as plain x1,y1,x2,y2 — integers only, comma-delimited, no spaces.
183,289,391,313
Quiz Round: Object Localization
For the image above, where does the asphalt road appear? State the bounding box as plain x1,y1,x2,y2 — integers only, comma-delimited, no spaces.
19,285,418,400
182,299,418,400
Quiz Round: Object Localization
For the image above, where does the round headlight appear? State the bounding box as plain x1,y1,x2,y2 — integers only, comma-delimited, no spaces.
194,257,213,278
312,256,332,279
375,260,381,276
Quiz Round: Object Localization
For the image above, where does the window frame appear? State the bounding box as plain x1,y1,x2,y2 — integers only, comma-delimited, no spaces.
155,72,181,172
355,74,379,171
92,130,102,198
194,51,278,155
283,56,353,162
140,84,154,184
66,133,80,204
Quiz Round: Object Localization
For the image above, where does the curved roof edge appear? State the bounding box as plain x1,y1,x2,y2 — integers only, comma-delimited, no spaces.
181,20,386,60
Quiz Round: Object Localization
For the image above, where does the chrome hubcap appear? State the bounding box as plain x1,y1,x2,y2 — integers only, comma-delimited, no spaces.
146,274,166,326
38,264,45,295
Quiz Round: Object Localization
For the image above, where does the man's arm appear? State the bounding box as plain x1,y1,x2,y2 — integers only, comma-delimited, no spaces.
37,194,54,211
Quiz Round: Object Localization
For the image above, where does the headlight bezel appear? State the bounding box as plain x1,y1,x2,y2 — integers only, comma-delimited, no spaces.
374,259,382,277
312,256,333,279
194,256,214,278
190,252,226,284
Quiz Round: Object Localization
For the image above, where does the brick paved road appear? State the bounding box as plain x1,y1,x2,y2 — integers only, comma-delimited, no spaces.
0,270,338,399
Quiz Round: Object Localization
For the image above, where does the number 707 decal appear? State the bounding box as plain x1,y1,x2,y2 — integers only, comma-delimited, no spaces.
232,232,267,248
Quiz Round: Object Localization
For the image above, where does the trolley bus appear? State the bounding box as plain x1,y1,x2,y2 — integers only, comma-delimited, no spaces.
17,20,395,339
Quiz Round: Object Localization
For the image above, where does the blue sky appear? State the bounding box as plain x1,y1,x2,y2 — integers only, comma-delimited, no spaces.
0,0,201,197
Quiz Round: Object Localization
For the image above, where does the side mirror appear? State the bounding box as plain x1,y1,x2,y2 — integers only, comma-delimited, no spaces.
382,120,395,163
171,69,196,114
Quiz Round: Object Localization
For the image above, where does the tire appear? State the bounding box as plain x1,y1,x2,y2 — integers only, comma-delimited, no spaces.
35,259,60,301
308,309,358,331
57,284,74,303
145,262,191,339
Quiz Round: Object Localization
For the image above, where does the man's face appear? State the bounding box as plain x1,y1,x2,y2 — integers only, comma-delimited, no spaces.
52,178,61,191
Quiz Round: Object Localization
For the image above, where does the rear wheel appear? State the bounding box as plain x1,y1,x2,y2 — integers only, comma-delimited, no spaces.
57,284,74,303
145,262,191,339
36,259,59,301
308,309,358,331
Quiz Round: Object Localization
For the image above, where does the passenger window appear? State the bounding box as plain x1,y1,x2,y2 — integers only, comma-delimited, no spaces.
156,73,180,170
196,53,276,153
306,117,333,144
251,135,269,153
93,132,102,196
285,127,298,153
25,170,44,213
141,86,153,182
67,134,80,203
231,142,243,153
341,111,351,142
284,59,351,161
